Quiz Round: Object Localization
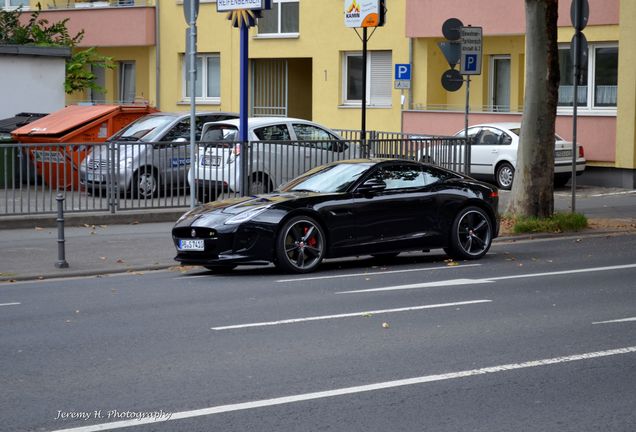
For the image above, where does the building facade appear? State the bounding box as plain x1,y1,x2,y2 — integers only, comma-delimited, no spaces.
11,0,636,187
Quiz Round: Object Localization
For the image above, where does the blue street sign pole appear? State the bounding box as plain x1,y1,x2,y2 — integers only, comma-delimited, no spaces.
239,23,249,196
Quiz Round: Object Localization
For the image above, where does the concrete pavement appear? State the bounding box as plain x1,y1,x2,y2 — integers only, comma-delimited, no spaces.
0,186,634,282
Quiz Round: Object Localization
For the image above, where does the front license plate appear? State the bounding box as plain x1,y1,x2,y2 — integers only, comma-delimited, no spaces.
86,172,103,182
178,239,204,251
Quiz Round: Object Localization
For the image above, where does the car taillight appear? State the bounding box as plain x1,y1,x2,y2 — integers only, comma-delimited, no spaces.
489,191,498,198
578,146,585,158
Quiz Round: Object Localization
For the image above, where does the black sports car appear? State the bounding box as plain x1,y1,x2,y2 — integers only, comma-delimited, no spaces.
172,159,500,273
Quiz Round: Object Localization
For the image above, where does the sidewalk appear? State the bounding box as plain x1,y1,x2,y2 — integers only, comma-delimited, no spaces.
0,186,634,282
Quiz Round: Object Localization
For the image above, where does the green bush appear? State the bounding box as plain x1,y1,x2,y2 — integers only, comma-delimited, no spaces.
512,212,588,234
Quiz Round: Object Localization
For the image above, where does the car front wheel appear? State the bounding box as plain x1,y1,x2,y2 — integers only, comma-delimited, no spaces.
275,216,326,273
444,206,493,260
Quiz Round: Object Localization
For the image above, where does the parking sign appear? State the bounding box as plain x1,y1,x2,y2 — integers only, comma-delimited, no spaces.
395,64,411,81
460,27,482,75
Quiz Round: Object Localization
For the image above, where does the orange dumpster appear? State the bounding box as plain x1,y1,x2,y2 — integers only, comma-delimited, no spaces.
11,104,158,190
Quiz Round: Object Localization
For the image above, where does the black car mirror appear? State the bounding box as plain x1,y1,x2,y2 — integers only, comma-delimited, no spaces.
357,178,387,193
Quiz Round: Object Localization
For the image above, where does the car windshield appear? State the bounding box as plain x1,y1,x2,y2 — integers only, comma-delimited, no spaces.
280,163,372,193
108,115,176,142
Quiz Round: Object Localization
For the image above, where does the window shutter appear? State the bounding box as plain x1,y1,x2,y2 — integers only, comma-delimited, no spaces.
369,51,392,106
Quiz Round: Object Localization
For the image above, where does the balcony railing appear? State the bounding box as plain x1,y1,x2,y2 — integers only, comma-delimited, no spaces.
45,0,154,10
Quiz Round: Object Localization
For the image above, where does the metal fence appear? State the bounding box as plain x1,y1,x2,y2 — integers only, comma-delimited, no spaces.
0,134,466,216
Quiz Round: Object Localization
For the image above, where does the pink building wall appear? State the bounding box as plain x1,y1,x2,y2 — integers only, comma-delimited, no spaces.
403,111,616,163
36,7,156,47
406,0,619,37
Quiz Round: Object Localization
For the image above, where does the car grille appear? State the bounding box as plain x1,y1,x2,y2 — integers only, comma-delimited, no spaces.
173,227,218,239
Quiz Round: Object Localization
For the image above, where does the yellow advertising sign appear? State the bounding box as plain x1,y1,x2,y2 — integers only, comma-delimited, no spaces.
344,0,383,28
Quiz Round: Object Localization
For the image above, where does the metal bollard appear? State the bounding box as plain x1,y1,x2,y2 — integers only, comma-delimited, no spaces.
55,193,69,269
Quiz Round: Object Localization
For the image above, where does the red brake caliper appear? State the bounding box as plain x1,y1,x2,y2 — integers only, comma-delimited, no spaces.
304,227,317,247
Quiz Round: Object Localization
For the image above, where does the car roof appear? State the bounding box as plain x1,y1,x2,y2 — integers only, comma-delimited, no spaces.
469,122,521,130
204,117,323,128
143,111,238,119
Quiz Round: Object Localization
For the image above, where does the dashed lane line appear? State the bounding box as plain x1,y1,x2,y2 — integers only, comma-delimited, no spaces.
49,346,636,432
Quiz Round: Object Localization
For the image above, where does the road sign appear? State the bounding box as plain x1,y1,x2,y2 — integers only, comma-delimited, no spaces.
571,0,589,31
183,0,199,24
438,41,461,68
460,26,482,75
394,80,411,89
395,64,411,81
217,0,264,12
441,69,463,92
442,18,463,41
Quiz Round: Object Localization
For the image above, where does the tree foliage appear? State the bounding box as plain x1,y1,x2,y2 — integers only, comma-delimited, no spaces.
0,5,113,94
506,0,560,218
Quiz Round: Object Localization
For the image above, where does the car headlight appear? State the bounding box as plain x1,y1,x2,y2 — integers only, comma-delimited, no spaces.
224,206,270,225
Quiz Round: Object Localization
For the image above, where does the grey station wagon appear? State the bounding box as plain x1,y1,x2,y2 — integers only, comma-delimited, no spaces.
80,111,237,198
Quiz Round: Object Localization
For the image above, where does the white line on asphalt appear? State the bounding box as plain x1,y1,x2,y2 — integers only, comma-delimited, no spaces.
49,346,636,432
338,263,636,294
276,263,482,283
210,299,492,330
588,190,636,197
0,302,20,307
593,317,636,325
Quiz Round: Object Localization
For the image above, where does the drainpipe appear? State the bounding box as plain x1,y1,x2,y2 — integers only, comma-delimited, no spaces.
408,36,413,110
154,0,161,108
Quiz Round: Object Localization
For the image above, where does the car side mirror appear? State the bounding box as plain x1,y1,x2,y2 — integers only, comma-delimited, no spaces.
172,137,188,143
357,178,386,193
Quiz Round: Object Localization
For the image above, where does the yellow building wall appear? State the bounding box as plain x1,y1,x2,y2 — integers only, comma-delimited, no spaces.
616,0,636,169
159,1,409,132
65,46,155,106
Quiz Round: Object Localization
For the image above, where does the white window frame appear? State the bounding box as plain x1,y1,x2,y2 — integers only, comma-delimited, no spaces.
256,0,299,38
182,53,221,104
557,42,618,115
3,0,29,10
488,55,511,112
342,50,392,108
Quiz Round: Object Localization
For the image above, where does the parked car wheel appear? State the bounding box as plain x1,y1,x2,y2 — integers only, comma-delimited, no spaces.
495,162,515,190
445,206,493,260
133,168,158,199
275,216,326,273
249,172,273,195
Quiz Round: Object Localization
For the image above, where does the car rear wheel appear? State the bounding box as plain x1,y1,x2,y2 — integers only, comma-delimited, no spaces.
495,162,514,190
276,216,326,273
444,206,493,260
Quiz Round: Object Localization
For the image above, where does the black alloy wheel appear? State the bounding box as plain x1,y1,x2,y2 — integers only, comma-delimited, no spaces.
276,216,326,273
445,206,493,260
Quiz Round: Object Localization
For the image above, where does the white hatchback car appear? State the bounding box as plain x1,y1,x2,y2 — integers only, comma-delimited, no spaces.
452,122,586,190
190,117,357,202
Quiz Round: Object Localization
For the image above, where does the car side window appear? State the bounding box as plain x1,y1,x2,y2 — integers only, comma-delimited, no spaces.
162,119,190,142
421,166,449,185
476,127,506,146
501,132,513,145
201,126,237,142
371,165,426,190
254,124,291,141
292,124,346,151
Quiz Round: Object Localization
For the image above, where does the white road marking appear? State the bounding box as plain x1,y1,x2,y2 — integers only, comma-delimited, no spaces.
0,302,20,307
338,263,636,294
588,190,636,197
593,317,636,325
49,346,636,432
276,263,482,283
211,299,492,330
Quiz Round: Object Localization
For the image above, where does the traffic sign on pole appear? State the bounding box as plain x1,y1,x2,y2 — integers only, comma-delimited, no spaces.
460,26,482,75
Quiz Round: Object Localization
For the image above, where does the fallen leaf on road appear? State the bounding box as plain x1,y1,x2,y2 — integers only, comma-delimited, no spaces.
382,322,390,329
363,313,373,318
100,257,107,260
130,221,140,225
116,259,125,264
34,227,44,231
99,225,108,229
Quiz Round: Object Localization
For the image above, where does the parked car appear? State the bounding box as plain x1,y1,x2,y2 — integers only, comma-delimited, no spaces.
448,122,586,190
80,111,238,198
191,117,357,202
173,158,500,274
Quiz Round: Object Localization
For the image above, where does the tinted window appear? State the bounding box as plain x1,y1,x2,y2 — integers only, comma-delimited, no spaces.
281,163,372,193
371,165,426,190
254,124,291,141
201,125,238,142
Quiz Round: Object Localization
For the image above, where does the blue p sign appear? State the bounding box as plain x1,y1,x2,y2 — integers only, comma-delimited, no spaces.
464,54,477,72
395,64,411,81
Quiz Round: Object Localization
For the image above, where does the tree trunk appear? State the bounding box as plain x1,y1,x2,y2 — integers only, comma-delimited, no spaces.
506,0,559,218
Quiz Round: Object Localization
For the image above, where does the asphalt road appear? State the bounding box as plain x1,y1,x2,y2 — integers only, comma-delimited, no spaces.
1,233,635,432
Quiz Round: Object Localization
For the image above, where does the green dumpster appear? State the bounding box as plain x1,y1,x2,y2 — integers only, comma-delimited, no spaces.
0,141,17,188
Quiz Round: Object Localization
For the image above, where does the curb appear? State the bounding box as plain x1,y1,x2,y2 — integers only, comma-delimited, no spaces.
0,208,188,229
